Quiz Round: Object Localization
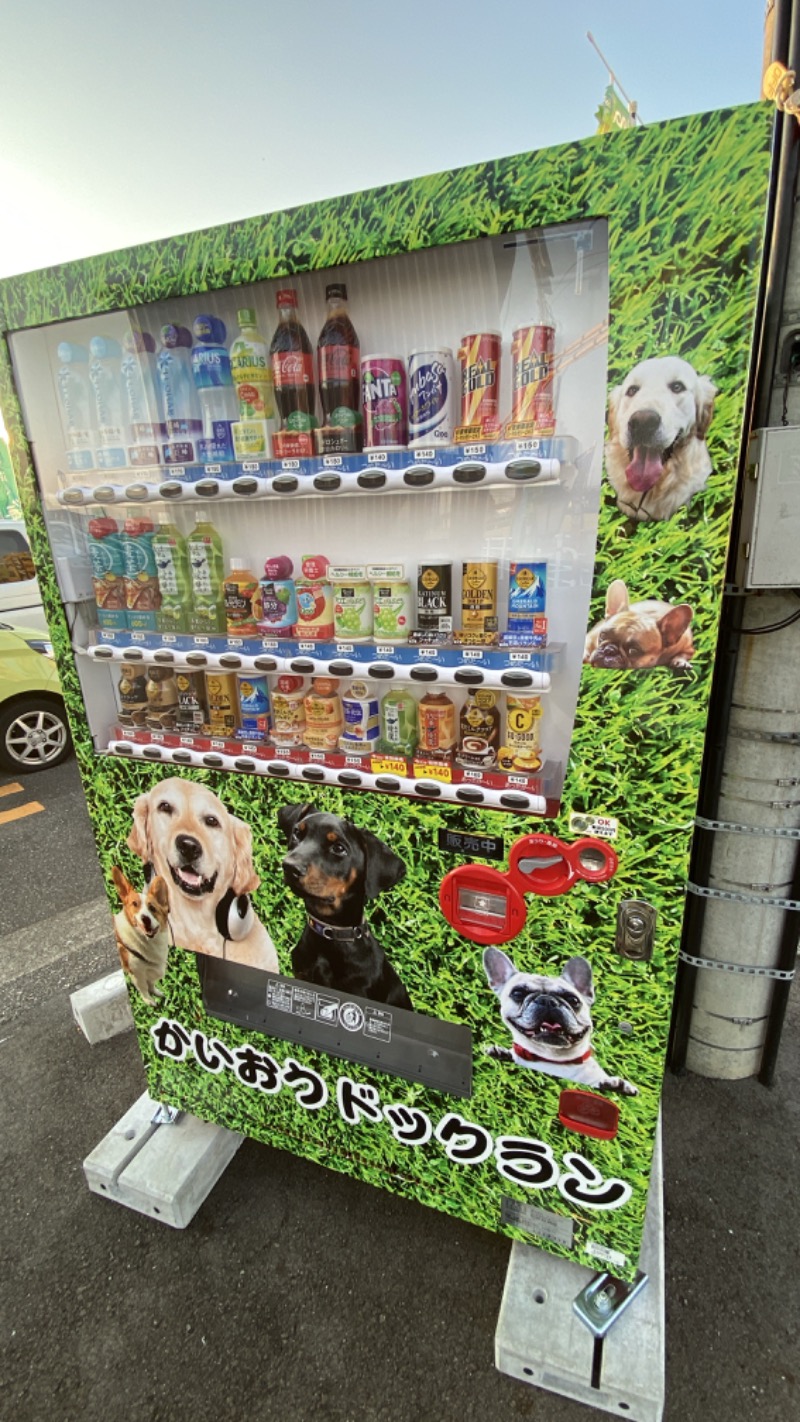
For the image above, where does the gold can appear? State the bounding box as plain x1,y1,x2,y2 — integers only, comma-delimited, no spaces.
461,560,499,637
204,672,240,738
498,693,543,772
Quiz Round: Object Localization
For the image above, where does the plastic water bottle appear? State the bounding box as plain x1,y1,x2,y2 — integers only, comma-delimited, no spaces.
56,342,95,473
191,315,237,464
89,336,128,470
157,324,203,467
120,330,165,467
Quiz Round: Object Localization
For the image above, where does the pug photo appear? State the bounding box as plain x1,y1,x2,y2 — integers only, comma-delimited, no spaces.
583,579,694,671
483,948,638,1095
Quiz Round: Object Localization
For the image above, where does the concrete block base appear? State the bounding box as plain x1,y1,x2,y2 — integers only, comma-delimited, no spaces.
496,1129,664,1422
84,1092,244,1228
71,970,133,1044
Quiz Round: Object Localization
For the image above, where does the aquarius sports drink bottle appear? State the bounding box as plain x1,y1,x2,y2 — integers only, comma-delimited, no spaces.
191,315,238,464
152,517,192,635
157,325,203,466
89,335,128,469
56,342,95,473
317,283,362,452
120,330,165,466
230,308,274,460
269,289,317,457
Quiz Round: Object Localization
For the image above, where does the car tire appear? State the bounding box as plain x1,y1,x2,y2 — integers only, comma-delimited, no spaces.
0,697,73,773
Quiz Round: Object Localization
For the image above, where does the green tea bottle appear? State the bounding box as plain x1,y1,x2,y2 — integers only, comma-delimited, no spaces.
153,516,191,634
187,511,226,635
379,687,418,756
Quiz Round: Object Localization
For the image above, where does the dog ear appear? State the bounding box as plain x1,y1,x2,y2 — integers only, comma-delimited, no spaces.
277,802,315,841
658,603,693,646
483,947,517,992
694,375,716,439
230,814,260,896
111,865,131,900
149,875,170,912
606,383,623,441
127,794,152,862
360,828,406,900
563,956,595,1004
604,580,629,618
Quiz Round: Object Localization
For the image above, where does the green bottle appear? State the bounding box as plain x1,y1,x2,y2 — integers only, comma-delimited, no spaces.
187,511,226,636
379,687,418,756
153,517,191,635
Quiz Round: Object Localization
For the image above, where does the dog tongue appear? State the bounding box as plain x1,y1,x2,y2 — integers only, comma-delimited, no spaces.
626,446,664,493
178,866,201,885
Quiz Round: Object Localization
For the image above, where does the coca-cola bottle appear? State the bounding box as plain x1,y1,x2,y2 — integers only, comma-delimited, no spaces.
316,283,362,453
269,289,317,457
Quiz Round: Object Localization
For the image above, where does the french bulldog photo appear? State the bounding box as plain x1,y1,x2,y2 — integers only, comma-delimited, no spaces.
583,579,694,671
483,947,638,1095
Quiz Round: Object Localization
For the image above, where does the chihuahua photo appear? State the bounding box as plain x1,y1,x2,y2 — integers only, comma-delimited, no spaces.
483,947,638,1095
583,579,694,670
112,865,170,1005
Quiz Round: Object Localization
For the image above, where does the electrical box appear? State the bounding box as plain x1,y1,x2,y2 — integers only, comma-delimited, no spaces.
736,426,800,588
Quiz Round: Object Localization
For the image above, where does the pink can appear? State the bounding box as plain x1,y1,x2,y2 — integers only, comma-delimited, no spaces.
361,354,407,447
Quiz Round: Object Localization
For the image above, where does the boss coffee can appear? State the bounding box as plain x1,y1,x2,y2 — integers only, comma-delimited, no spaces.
408,349,453,446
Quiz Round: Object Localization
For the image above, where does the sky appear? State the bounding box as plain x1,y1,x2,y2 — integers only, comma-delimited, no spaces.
0,0,767,280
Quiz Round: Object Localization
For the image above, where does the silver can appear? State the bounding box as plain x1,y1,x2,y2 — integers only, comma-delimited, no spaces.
408,349,453,446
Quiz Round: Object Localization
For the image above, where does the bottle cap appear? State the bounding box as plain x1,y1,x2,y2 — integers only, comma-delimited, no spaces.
194,508,209,523
57,342,87,363
311,677,338,695
123,330,156,354
160,324,193,349
326,283,347,302
87,516,118,537
277,675,304,693
276,289,298,309
89,336,122,359
237,308,258,327
264,555,294,579
192,314,227,345
229,558,247,570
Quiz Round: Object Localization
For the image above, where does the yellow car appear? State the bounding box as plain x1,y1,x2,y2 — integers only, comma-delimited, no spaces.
0,622,72,773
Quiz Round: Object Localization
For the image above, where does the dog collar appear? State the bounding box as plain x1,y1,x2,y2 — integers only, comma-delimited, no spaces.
307,914,369,943
513,1042,594,1066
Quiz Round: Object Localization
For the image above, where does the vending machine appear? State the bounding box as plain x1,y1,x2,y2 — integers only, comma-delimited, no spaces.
0,103,772,1280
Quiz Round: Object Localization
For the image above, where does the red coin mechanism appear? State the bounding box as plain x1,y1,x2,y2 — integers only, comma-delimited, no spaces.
508,833,576,897
558,1089,620,1140
438,864,528,945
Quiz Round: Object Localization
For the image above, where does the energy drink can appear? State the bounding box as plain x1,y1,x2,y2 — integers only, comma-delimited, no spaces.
461,560,499,637
417,563,453,634
408,349,453,446
509,325,555,436
457,332,501,437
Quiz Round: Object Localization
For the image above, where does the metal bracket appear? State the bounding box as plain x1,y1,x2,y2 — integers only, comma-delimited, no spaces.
151,1102,181,1125
686,881,800,911
679,950,795,981
695,815,800,841
573,1270,649,1339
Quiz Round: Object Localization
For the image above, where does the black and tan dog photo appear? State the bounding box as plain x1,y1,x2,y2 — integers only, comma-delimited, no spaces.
483,947,638,1095
278,803,412,1010
584,579,694,670
606,355,716,521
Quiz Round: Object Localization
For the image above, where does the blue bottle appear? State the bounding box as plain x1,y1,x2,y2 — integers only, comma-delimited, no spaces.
121,330,165,467
157,324,203,467
56,342,95,472
191,315,238,465
89,336,128,470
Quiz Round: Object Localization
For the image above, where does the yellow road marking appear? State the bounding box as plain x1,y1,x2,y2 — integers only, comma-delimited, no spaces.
0,801,44,826
0,782,24,798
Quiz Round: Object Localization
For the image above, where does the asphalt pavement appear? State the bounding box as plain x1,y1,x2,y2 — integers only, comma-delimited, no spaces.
1,758,797,1422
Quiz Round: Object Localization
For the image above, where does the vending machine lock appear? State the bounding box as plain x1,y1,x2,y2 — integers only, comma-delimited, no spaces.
615,901,656,961
439,865,527,945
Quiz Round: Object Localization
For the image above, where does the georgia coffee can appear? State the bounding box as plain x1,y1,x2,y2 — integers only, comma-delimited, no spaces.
457,332,501,435
510,324,555,435
408,349,453,446
361,355,408,447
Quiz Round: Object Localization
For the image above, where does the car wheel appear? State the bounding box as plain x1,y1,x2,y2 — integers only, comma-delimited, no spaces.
0,697,73,773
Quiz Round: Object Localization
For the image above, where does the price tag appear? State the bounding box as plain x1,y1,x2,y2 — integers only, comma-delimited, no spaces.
509,651,533,663
462,649,483,661
204,464,222,474
371,757,408,776
241,461,260,472
368,451,388,464
414,449,435,461
463,444,486,456
413,762,453,784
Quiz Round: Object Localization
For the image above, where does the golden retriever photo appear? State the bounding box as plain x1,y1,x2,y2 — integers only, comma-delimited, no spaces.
606,355,716,521
584,579,694,670
127,777,278,971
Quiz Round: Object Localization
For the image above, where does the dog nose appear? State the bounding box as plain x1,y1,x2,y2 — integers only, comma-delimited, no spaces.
627,408,660,444
140,913,153,934
175,833,202,862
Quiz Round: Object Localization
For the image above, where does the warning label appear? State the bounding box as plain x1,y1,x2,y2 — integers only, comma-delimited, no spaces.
501,1198,575,1248
266,980,392,1044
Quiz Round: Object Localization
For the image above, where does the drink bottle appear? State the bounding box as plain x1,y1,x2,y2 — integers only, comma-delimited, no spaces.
230,308,275,460
56,342,95,473
120,329,165,465
157,324,203,465
187,511,226,635
122,512,161,631
89,335,128,469
379,688,418,756
87,516,128,628
223,558,260,637
317,283,362,452
152,517,191,635
269,289,317,457
191,315,238,463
